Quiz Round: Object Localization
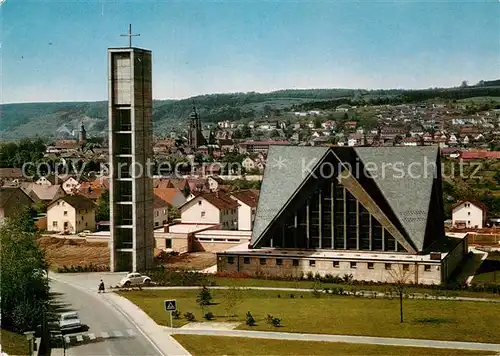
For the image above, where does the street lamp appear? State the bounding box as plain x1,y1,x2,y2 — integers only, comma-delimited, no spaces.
24,331,35,356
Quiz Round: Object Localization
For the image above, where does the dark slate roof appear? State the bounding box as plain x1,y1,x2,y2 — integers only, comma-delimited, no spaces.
48,195,95,210
251,145,330,244
251,145,440,252
353,146,439,251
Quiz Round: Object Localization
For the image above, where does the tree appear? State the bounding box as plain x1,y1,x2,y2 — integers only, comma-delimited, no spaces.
269,129,280,138
168,205,180,223
241,125,251,139
1,208,49,332
314,117,322,129
232,129,242,139
96,188,110,222
494,171,500,185
388,265,412,323
223,287,243,317
196,285,212,314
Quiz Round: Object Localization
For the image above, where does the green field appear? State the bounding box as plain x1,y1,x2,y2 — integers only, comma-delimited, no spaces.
0,329,29,356
473,252,500,285
173,335,495,356
119,289,500,343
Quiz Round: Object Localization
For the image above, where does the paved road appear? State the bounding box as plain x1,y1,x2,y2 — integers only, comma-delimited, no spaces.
50,279,162,356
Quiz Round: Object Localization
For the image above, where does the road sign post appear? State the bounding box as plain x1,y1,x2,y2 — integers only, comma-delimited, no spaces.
164,299,177,334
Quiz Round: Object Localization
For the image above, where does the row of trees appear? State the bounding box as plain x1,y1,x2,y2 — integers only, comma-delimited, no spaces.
1,208,50,332
0,138,46,169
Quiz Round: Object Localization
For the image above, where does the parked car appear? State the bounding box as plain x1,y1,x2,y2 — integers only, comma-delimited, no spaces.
118,272,151,287
59,312,82,332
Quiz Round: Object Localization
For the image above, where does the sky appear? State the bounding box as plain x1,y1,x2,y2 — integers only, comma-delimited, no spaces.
1,0,499,104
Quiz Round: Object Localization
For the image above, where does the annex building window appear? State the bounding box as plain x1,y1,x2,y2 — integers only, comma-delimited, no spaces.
276,259,283,266
292,259,299,267
309,260,316,267
424,265,431,272
385,263,392,270
403,264,409,271
350,262,357,269
228,256,234,265
367,262,374,269
244,257,250,264
260,258,266,265
333,261,340,268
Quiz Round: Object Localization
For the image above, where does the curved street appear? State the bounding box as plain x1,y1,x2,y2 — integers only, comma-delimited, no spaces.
49,277,162,356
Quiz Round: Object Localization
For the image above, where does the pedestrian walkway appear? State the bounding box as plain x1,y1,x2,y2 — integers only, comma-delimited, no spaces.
172,328,500,352
104,292,190,356
466,248,488,285
138,286,500,303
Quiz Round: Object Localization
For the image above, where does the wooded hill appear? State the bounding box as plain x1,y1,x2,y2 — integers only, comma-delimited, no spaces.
1,82,499,139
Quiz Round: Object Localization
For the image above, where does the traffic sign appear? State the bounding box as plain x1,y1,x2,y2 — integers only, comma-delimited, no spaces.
164,299,177,312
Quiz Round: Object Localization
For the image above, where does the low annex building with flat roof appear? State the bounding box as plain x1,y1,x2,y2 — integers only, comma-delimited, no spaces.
217,146,468,285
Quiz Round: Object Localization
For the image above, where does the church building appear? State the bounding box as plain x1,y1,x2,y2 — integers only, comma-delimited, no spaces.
187,107,206,149
217,146,468,285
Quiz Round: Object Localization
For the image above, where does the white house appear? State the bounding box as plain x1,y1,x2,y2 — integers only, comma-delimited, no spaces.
207,176,224,192
229,190,259,231
60,176,82,194
242,157,256,171
153,195,169,228
179,191,239,230
452,200,486,229
47,195,96,234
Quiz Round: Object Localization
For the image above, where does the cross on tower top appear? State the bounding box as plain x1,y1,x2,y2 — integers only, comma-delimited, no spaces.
120,24,140,48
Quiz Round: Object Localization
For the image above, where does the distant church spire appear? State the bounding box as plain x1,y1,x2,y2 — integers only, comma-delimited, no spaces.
79,122,87,143
187,105,206,149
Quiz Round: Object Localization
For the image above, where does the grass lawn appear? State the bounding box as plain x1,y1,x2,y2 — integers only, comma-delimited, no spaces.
473,252,500,285
173,335,495,356
0,329,29,355
119,289,500,344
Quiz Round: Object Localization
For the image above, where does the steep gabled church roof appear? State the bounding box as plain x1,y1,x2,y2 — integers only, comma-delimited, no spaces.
251,146,330,244
251,145,442,252
353,146,439,251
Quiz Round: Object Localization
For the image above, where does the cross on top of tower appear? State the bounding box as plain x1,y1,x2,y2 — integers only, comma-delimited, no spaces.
120,24,140,48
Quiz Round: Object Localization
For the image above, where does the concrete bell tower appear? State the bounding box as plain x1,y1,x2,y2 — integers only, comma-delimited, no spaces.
108,25,154,272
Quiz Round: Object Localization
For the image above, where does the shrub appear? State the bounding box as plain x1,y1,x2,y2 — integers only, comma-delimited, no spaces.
306,271,314,280
172,310,181,319
246,311,256,326
312,281,322,298
196,286,213,313
204,312,214,321
183,312,195,321
266,314,274,324
271,317,281,327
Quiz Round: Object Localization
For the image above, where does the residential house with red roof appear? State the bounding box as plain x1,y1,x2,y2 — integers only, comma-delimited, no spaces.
153,188,186,208
229,190,260,231
153,195,169,228
179,191,239,230
452,200,487,229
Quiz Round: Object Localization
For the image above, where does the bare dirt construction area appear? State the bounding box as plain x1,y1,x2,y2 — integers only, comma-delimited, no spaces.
155,250,216,270
38,236,109,270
